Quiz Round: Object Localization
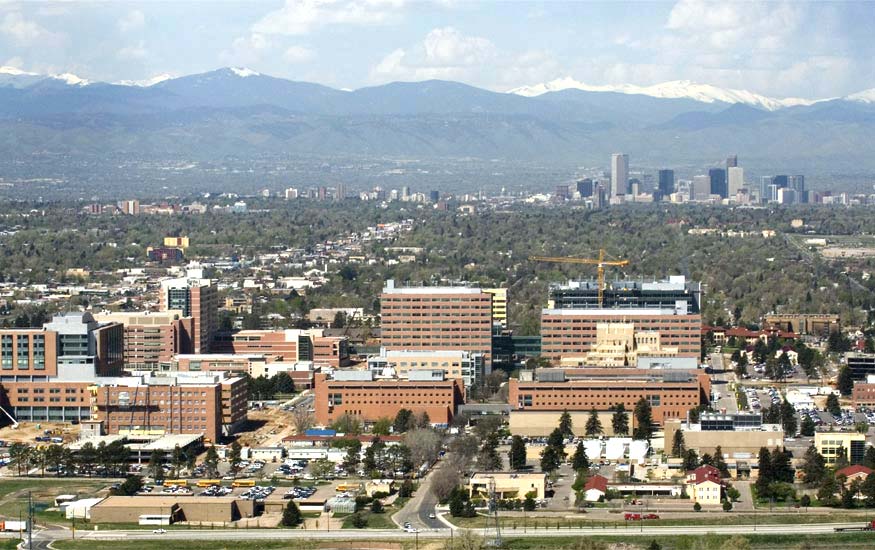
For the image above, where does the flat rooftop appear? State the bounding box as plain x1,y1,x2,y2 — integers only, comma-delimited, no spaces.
542,308,689,316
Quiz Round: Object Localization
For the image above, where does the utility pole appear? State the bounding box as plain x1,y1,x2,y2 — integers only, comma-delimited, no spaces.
28,491,33,550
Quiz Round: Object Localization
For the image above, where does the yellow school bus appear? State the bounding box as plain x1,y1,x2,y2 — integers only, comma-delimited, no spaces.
231,480,255,488
196,479,222,488
163,479,188,487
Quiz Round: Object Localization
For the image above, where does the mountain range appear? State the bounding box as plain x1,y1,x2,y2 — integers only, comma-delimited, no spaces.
1,66,875,173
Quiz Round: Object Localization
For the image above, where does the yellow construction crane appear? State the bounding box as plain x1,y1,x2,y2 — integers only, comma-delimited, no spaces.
529,249,630,307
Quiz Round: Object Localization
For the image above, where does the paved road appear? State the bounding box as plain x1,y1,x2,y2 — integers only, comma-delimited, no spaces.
710,353,739,414
18,521,871,543
391,458,443,530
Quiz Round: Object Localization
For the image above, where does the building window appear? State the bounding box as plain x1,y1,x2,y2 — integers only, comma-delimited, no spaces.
1,335,12,370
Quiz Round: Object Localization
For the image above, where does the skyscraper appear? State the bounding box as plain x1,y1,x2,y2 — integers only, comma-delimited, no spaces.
161,278,218,354
657,169,675,199
790,175,806,203
773,175,789,188
576,178,594,198
693,175,711,201
709,168,727,198
726,155,738,168
611,154,629,197
728,167,744,197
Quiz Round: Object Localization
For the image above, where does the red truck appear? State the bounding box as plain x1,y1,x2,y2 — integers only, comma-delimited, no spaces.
835,520,875,532
624,513,660,521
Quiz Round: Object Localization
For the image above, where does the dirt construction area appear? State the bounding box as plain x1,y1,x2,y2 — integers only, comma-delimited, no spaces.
0,421,81,446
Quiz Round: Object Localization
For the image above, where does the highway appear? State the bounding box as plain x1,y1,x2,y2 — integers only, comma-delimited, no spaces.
18,521,873,543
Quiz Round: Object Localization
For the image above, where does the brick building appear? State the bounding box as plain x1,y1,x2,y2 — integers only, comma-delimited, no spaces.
379,280,493,366
93,311,193,369
508,368,709,424
160,277,218,354
212,328,349,368
313,371,464,427
540,309,701,361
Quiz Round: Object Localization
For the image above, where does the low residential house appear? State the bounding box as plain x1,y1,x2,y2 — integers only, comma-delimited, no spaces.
685,465,724,506
583,475,608,502
468,472,547,501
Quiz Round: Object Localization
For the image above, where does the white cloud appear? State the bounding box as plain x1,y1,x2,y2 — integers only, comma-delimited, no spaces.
1,11,58,46
116,41,148,61
284,46,315,64
118,9,145,33
219,33,271,67
372,27,558,89
252,0,404,36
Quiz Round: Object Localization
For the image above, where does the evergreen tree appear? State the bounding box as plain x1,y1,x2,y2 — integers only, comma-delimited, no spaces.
611,403,629,436
864,446,875,470
572,441,589,471
229,441,242,474
834,445,850,470
147,449,163,480
817,473,840,507
509,435,528,471
800,415,816,437
800,444,826,484
756,447,774,497
204,445,220,478
393,409,413,433
476,432,502,471
837,367,854,396
682,449,699,471
282,501,303,526
671,430,686,458
780,400,798,436
771,448,795,483
713,446,730,477
861,473,875,506
558,410,574,438
585,409,603,437
343,439,363,474
826,393,842,416
546,428,567,459
633,398,654,440
540,445,562,473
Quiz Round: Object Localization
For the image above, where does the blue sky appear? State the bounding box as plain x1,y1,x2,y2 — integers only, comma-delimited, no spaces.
1,0,873,98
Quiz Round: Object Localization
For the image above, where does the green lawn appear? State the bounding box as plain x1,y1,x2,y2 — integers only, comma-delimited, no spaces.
340,511,396,529
48,533,875,550
0,478,112,526
448,511,875,529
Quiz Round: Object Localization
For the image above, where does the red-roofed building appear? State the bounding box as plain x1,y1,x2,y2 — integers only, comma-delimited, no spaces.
583,474,609,502
836,464,874,486
685,465,724,505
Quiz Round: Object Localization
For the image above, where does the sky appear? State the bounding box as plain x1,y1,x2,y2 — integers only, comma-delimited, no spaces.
1,0,874,99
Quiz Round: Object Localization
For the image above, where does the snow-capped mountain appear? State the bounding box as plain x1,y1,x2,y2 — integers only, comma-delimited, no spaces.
116,74,174,87
50,73,90,86
846,88,875,104
0,66,39,76
508,77,818,111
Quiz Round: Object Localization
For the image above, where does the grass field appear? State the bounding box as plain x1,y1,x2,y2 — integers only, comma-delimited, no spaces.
0,478,112,524
448,511,874,529
49,532,875,550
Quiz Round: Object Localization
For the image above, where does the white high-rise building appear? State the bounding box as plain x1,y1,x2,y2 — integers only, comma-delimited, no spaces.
610,153,629,197
728,167,744,197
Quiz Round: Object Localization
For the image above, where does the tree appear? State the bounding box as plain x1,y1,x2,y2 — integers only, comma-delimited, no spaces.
771,448,794,484
292,408,315,435
864,446,875,470
633,397,654,440
837,366,854,396
800,415,816,437
817,473,840,506
372,418,392,435
585,409,603,437
282,501,303,526
342,440,362,475
8,443,31,476
363,437,386,474
611,403,629,436
147,449,163,480
546,428,567,459
861,473,875,506
476,433,502,471
404,429,442,466
393,409,414,433
693,502,702,512
509,436,528,471
571,441,589,471
309,458,336,479
331,413,363,435
558,410,574,437
722,499,733,512
204,445,220,478
371,499,384,513
713,446,730,478
682,449,699,471
755,447,773,498
229,441,243,474
800,444,826,484
398,480,415,498
671,430,686,458
350,512,368,528
431,464,462,503
780,400,797,436
523,494,536,511
834,445,850,470
171,445,186,478
112,475,144,496
540,445,562,473
272,372,295,394
826,393,842,416
647,542,662,550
